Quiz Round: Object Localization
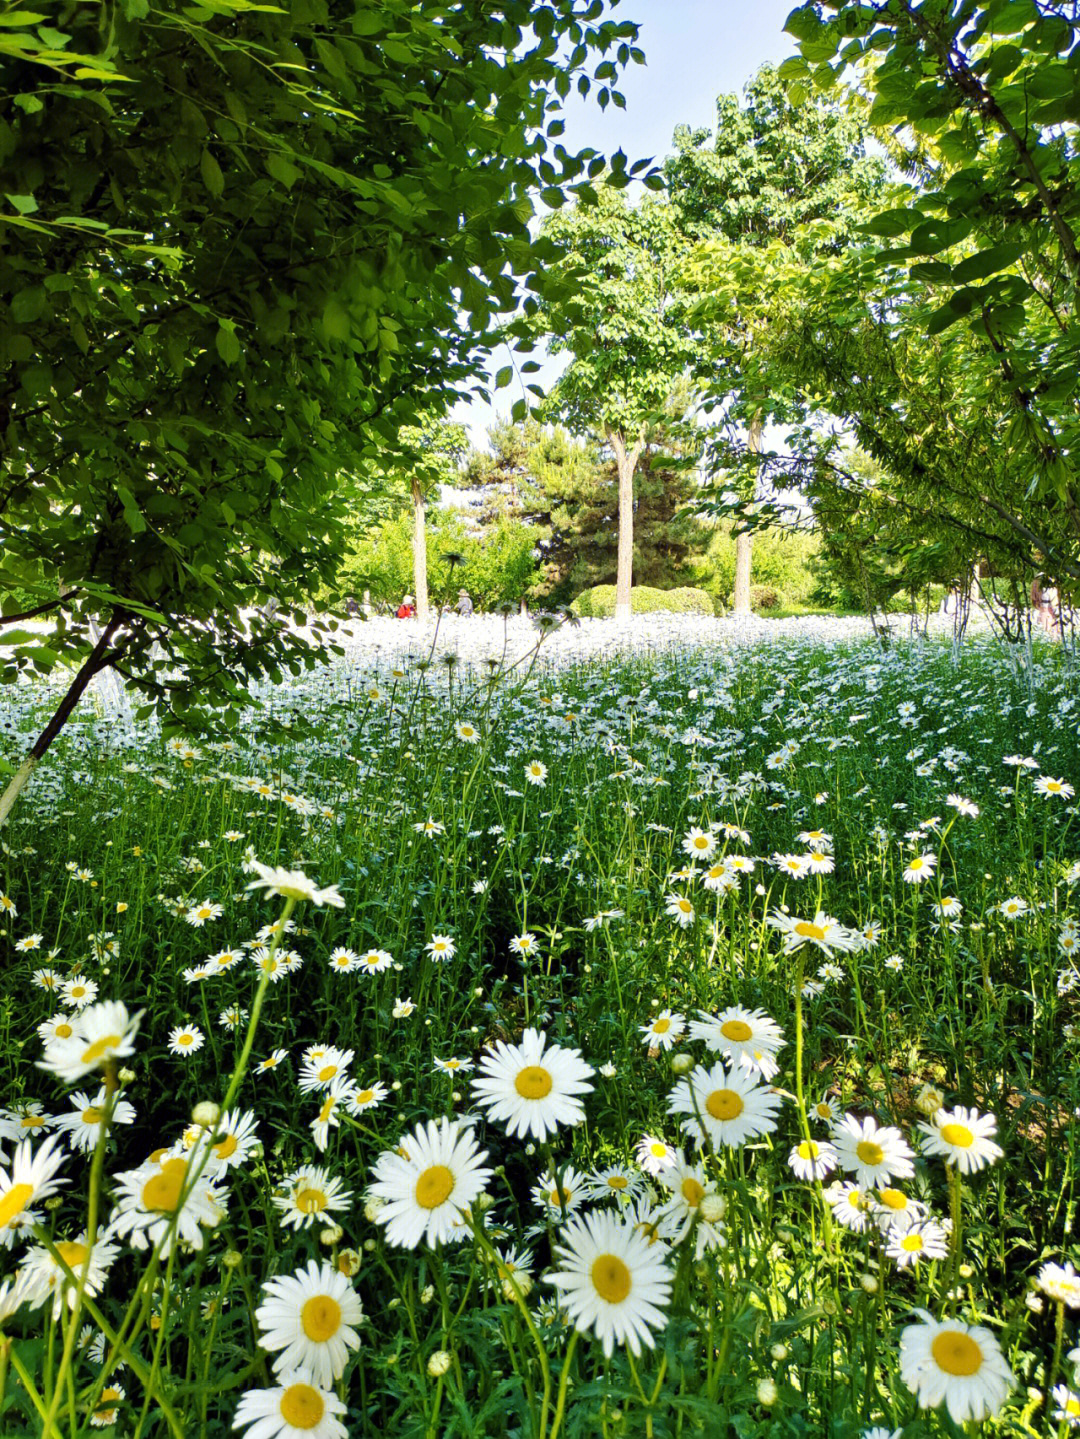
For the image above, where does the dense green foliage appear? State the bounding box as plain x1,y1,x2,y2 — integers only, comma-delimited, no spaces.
569,583,714,616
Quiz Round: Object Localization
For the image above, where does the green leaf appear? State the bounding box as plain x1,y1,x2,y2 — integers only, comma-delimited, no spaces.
4,192,37,214
494,365,513,389
215,322,241,364
322,299,350,341
116,484,147,534
265,151,301,188
909,218,972,255
200,147,224,198
951,242,1025,285
11,286,46,322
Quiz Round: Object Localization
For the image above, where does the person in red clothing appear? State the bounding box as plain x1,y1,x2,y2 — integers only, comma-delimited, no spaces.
396,593,415,619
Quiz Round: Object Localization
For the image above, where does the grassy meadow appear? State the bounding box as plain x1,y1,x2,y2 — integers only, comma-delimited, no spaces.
0,631,1078,1438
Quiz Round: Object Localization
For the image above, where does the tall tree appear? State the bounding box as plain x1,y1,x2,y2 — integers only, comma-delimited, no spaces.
520,185,694,622
0,0,645,820
665,65,884,610
780,0,1080,585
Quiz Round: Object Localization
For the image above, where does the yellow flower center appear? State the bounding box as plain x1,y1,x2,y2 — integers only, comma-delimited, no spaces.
940,1123,974,1148
677,899,692,913
296,1187,327,1214
681,1177,705,1206
21,1115,45,1129
547,1187,572,1207
930,1330,983,1377
606,1176,628,1190
720,1019,753,1042
178,1034,193,1046
81,1033,122,1065
301,1294,342,1342
794,921,826,940
706,1089,744,1121
1047,781,1062,792
214,1133,238,1160
56,1239,89,1269
590,1254,632,1304
878,1188,906,1209
141,1158,188,1214
0,1183,35,1228
415,1164,454,1210
514,1066,553,1100
81,1107,104,1125
909,858,924,870
797,1142,819,1160
901,1234,923,1252
317,1096,335,1124
355,1089,374,1105
814,1103,832,1118
318,1064,337,1082
856,1140,885,1167
693,836,709,849
55,1023,73,1039
279,1383,325,1430
94,1388,122,1421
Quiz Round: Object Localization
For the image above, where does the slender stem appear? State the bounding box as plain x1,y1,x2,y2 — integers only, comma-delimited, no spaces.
547,1329,579,1439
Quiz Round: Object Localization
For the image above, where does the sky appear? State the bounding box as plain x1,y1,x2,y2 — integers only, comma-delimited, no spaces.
450,0,802,450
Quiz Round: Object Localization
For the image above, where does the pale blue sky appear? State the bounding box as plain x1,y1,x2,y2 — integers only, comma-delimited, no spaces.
452,0,801,449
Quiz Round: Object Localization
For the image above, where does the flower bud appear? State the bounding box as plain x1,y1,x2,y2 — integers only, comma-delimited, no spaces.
756,1379,778,1407
915,1084,944,1116
192,1101,220,1128
320,1224,344,1246
670,1053,694,1075
420,1285,435,1305
222,1250,243,1270
860,1274,879,1295
427,1350,452,1378
700,1193,726,1224
770,1343,789,1362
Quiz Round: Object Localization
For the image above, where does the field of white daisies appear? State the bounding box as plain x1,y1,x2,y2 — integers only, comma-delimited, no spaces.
1,628,1079,1439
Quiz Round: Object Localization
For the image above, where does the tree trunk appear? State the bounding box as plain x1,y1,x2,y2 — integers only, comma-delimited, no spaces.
608,427,645,625
733,412,763,617
411,478,429,622
0,612,124,828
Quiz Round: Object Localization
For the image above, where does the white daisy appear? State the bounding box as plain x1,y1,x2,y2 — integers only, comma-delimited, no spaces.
546,1209,672,1357
37,1000,142,1085
368,1117,491,1249
788,1138,838,1181
899,1310,1014,1423
274,1165,352,1231
639,1010,685,1052
831,1114,915,1188
0,1136,68,1249
667,1061,782,1150
168,1024,205,1057
108,1153,226,1255
918,1106,1003,1174
54,1088,136,1155
886,1218,949,1268
255,1259,363,1388
471,1027,595,1142
20,1232,120,1318
233,1372,348,1439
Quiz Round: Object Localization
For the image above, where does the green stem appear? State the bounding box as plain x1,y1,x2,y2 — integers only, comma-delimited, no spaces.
547,1329,579,1439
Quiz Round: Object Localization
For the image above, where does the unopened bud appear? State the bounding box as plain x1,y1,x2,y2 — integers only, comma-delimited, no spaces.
192,1101,220,1128
756,1379,778,1407
427,1350,452,1378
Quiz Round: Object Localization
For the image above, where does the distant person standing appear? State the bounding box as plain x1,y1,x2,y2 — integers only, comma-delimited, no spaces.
455,589,474,616
396,593,415,619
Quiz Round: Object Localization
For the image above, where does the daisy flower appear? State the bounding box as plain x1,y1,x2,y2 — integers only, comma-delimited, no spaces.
298,1047,354,1092
20,1232,119,1318
899,1310,1014,1423
0,1137,68,1249
667,1061,782,1150
1052,1383,1080,1426
346,1082,388,1115
60,975,99,1010
767,910,859,956
886,1218,949,1267
424,934,457,962
665,893,696,928
368,1117,491,1249
918,1106,1003,1174
811,1094,840,1126
109,1153,226,1256
37,1000,142,1085
255,1259,364,1388
168,1024,205,1057
524,760,548,786
327,947,360,974
635,1136,677,1176
245,863,345,909
310,1077,351,1153
0,1102,55,1142
508,933,538,958
639,1010,685,1052
413,819,445,837
485,1245,535,1302
998,896,1029,919
202,1109,259,1172
773,852,810,880
454,721,480,743
209,948,245,972
90,1384,126,1428
682,827,717,861
15,933,43,952
185,901,224,927
257,1049,289,1076
831,1114,915,1188
901,852,937,884
1035,775,1075,800
546,1209,672,1358
689,1007,785,1077
54,1088,136,1155
274,1165,352,1230
1036,1260,1080,1308
37,1015,78,1045
358,948,394,975
825,1181,870,1233
434,1056,474,1076
655,1152,721,1248
233,1373,348,1439
873,1187,927,1233
788,1138,838,1181
530,1164,588,1220
471,1027,595,1142
583,1166,643,1204
946,794,979,817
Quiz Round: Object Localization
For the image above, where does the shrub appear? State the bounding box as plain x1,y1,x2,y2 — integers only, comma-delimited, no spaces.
751,585,780,611
570,584,714,618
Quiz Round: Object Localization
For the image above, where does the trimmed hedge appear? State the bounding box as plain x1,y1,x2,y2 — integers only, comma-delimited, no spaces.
570,584,715,618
